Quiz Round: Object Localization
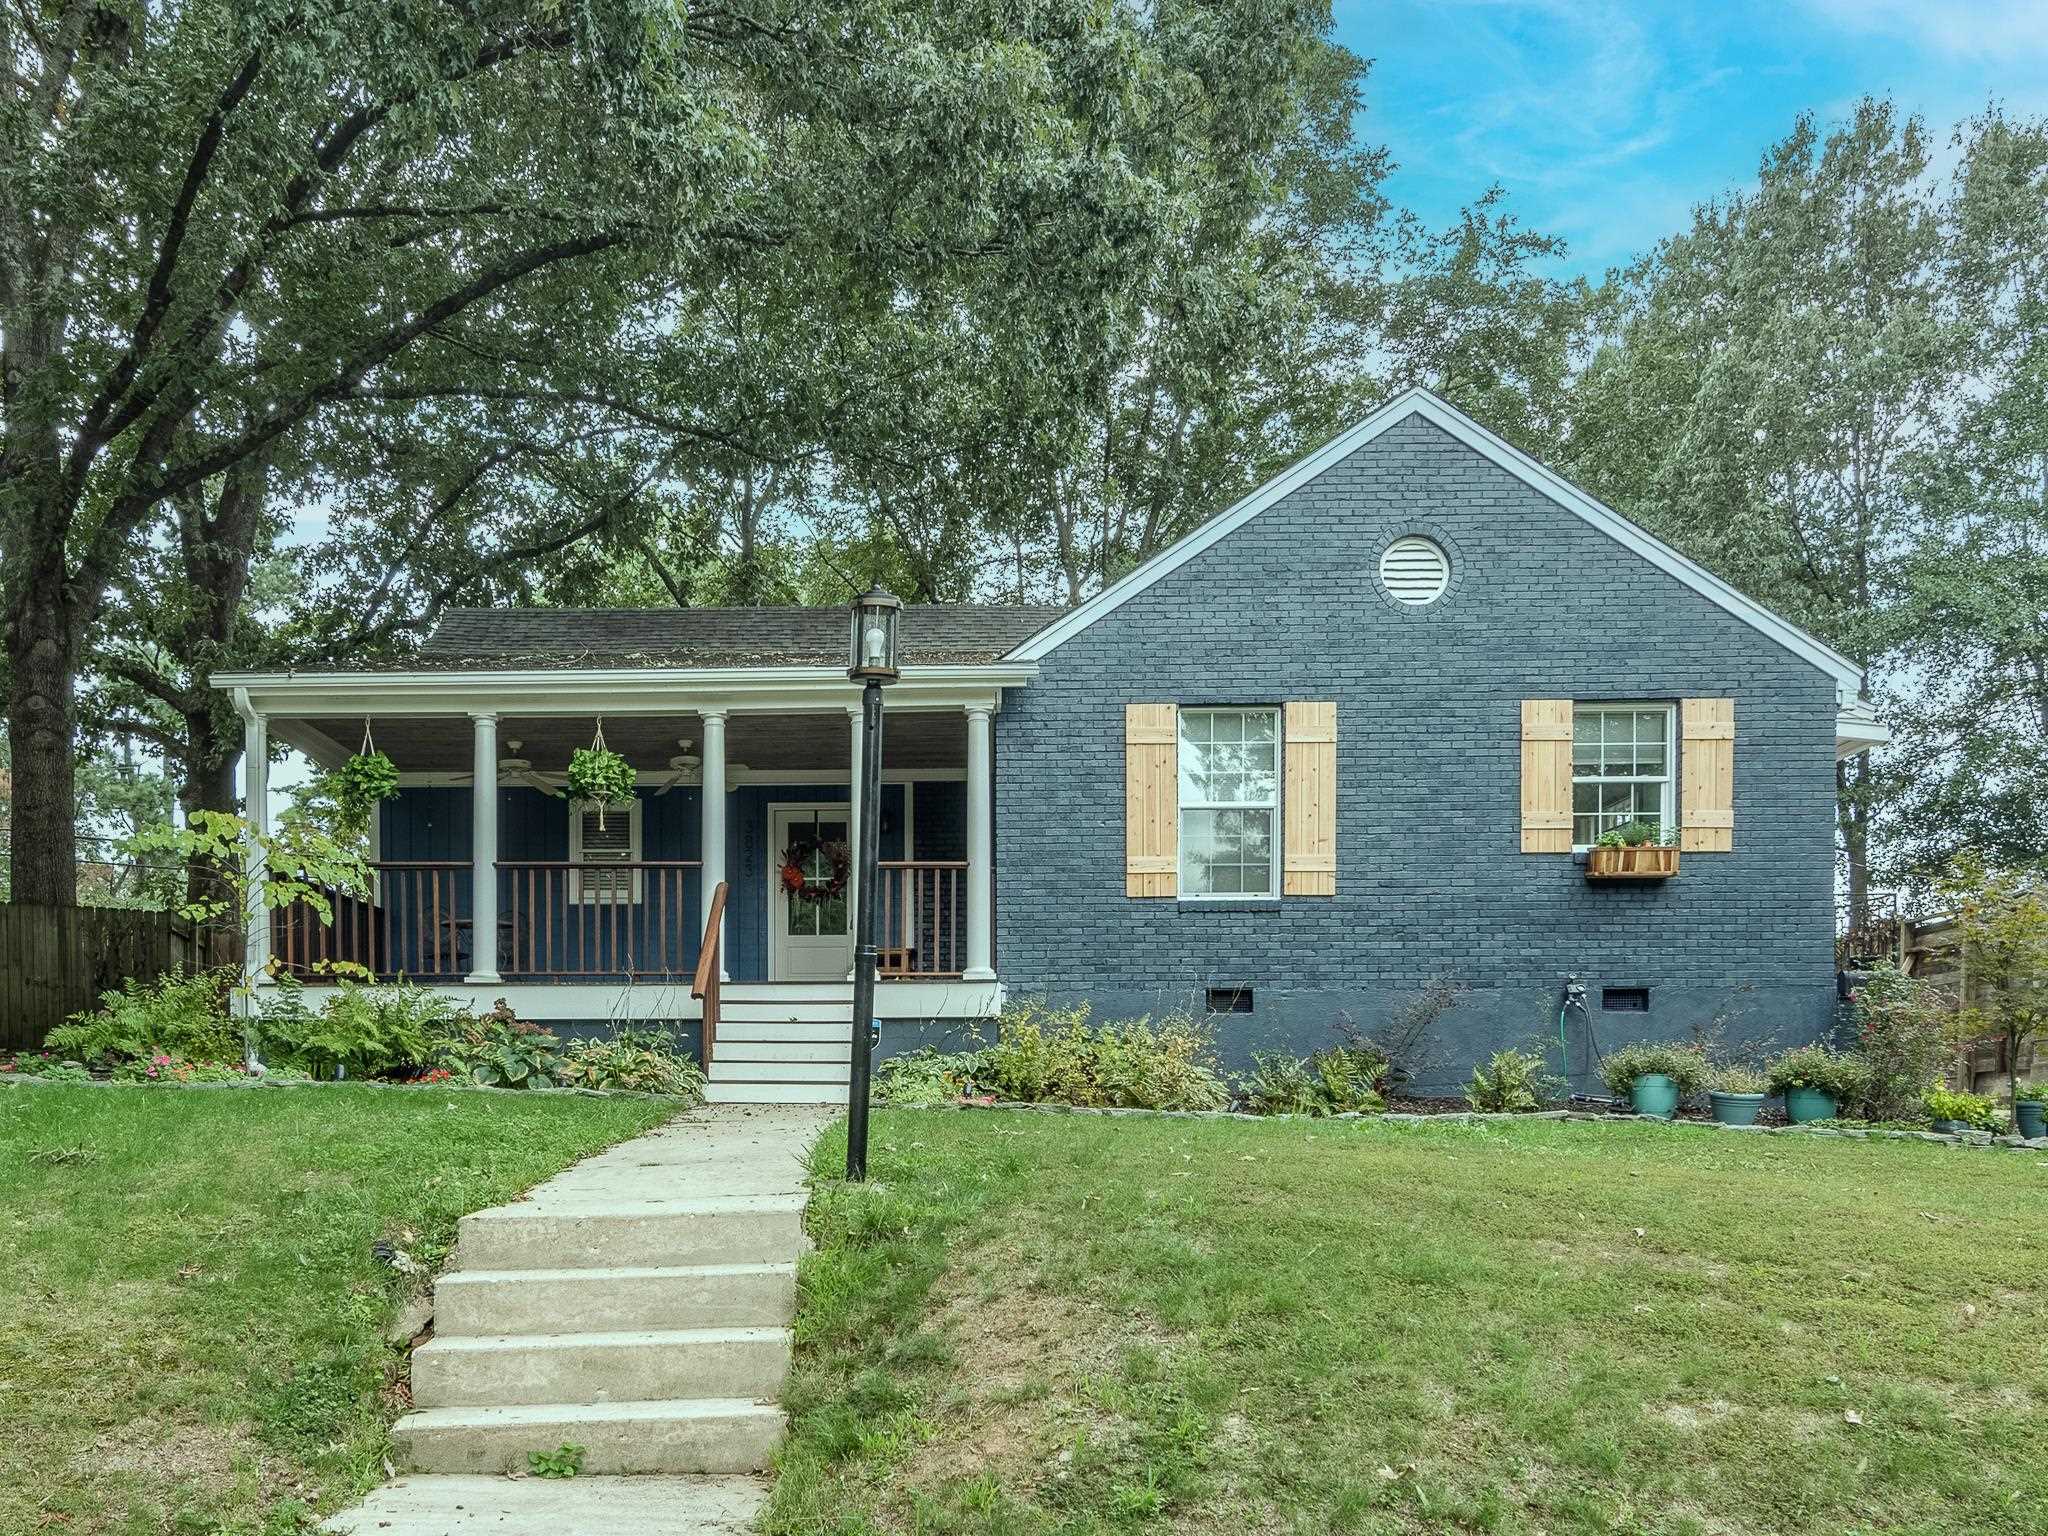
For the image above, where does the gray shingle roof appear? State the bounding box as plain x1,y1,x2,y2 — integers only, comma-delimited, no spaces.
412,605,1068,670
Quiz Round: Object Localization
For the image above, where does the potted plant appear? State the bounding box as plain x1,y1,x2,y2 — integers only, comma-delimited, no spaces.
566,719,637,831
1706,1062,1769,1126
1586,821,1681,880
1599,1041,1707,1119
329,725,400,837
1923,1087,1996,1135
2015,1081,2046,1140
1765,1044,1870,1124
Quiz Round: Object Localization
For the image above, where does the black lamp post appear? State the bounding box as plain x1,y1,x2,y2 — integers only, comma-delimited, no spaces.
845,585,901,1181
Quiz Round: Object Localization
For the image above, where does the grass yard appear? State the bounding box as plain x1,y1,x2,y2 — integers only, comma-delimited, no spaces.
776,1111,2048,1536
0,1082,676,1535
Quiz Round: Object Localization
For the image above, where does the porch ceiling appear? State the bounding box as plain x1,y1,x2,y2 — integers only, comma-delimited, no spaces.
288,709,967,774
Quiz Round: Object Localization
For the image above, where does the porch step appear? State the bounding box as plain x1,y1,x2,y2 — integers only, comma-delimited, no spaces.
411,1327,791,1409
717,1001,851,1025
716,1018,849,1043
704,1080,849,1104
434,1263,796,1336
393,1398,784,1476
721,983,851,1002
455,1195,804,1272
714,1040,851,1064
708,1059,850,1085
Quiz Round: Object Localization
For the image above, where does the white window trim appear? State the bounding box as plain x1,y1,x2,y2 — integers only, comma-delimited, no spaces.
569,796,644,903
1570,702,1676,852
1177,707,1282,901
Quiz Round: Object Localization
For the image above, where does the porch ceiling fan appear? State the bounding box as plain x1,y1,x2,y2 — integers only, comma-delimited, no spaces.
453,739,559,795
652,739,700,796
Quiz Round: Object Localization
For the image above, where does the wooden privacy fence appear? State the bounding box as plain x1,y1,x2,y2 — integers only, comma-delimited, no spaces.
0,903,200,1051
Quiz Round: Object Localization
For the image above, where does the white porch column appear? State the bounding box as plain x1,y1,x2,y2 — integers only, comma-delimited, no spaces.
700,708,728,979
240,704,272,986
964,702,995,980
466,711,501,984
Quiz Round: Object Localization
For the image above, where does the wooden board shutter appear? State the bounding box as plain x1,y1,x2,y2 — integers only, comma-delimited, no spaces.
1283,701,1337,896
1520,700,1573,853
1124,703,1178,897
1681,698,1735,852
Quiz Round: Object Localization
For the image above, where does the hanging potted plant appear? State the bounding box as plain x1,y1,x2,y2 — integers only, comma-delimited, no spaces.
566,718,637,830
1586,821,1681,880
328,721,400,837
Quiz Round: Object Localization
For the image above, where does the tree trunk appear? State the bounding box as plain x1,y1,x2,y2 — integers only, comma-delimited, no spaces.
5,577,80,905
178,703,240,963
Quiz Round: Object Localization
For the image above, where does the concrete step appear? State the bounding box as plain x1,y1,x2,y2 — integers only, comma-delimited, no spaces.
394,1398,783,1476
456,1195,804,1271
712,1038,852,1062
716,1018,849,1043
411,1326,790,1409
705,1080,848,1104
708,1059,850,1084
434,1262,796,1336
322,1474,768,1535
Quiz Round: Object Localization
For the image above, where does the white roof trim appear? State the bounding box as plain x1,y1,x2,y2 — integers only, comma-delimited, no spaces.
1006,388,1867,701
1835,704,1890,761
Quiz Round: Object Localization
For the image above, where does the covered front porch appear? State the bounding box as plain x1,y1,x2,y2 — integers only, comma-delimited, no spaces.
226,663,1015,1017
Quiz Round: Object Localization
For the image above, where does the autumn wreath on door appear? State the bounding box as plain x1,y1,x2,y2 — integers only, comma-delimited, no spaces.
779,837,852,906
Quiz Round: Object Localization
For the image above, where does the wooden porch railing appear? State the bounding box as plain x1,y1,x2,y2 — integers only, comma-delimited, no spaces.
692,881,728,1070
272,860,466,978
874,859,968,978
499,861,700,977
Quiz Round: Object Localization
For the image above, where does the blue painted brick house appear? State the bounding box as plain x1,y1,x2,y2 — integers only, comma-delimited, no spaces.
217,390,1881,1101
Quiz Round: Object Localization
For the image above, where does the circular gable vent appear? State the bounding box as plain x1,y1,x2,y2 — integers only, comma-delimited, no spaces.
1379,536,1449,605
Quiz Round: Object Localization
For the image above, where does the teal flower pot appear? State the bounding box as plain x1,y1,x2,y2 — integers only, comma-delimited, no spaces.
1783,1087,1838,1124
2016,1102,2046,1139
1630,1073,1680,1119
1709,1091,1764,1126
1929,1119,1966,1136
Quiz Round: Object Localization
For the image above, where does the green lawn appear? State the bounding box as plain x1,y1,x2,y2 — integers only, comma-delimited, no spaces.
0,1082,676,1536
776,1111,2048,1536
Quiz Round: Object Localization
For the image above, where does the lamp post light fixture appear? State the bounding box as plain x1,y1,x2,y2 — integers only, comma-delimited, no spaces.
844,585,901,1181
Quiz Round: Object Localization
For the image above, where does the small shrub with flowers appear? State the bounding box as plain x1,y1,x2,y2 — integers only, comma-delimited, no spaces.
110,1053,247,1085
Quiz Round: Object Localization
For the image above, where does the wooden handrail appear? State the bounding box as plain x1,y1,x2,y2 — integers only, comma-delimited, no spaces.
692,881,729,1071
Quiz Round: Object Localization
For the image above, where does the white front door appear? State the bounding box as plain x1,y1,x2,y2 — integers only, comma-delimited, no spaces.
768,805,852,981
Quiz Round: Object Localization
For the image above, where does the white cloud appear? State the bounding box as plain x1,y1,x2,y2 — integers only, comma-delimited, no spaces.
1802,0,2048,59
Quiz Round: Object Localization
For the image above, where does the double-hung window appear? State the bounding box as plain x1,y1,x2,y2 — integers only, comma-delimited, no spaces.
1571,704,1674,848
1178,708,1279,896
570,797,644,904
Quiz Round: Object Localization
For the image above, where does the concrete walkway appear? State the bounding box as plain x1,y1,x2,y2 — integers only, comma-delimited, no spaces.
324,1102,831,1536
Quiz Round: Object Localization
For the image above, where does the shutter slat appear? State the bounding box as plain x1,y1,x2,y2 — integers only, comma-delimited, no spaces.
1283,701,1337,896
1681,698,1735,852
1520,700,1573,852
1124,704,1178,897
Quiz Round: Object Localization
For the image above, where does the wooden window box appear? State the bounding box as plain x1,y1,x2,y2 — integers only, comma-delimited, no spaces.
1585,845,1679,881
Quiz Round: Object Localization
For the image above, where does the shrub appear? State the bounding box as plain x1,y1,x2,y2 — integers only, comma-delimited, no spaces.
1706,1063,1769,1096
1923,1087,1996,1129
433,1002,562,1088
46,968,239,1066
1765,1043,1871,1103
1853,964,1966,1121
1464,1048,1556,1112
1598,1041,1708,1099
111,1053,247,1085
1238,1047,1385,1117
5,1051,91,1082
252,977,465,1079
559,1028,706,1099
873,1047,980,1106
974,1000,1228,1111
1365,976,1465,1091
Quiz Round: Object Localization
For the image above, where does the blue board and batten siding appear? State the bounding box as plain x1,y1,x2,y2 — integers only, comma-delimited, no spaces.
991,413,1841,1091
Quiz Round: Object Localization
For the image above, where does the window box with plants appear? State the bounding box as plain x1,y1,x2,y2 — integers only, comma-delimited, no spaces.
1598,1040,1707,1119
1764,1044,1869,1124
1585,821,1680,880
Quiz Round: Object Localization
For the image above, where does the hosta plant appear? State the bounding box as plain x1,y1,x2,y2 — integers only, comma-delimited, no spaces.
433,1003,563,1089
559,1028,706,1099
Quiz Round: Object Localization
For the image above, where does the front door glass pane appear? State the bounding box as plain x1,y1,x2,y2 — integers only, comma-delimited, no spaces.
786,814,850,937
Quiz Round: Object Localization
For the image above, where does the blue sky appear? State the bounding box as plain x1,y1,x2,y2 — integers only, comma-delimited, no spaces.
1336,0,2048,279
